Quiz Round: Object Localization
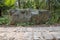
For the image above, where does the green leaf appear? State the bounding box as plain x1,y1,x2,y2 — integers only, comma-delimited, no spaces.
4,0,16,6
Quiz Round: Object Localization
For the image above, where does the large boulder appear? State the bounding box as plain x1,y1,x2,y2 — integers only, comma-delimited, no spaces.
9,8,50,25
9,8,32,25
30,10,50,24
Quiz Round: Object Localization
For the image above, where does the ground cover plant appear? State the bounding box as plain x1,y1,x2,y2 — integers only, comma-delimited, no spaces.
0,0,60,26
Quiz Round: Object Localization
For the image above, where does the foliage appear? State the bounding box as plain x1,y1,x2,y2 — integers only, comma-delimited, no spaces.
4,0,16,6
19,0,47,9
16,22,34,26
0,0,16,17
0,15,9,25
0,0,60,25
0,0,16,10
46,0,60,24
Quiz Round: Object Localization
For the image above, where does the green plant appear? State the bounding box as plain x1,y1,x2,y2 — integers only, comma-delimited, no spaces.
0,15,9,25
46,0,60,24
16,22,34,26
18,0,47,9
0,0,16,16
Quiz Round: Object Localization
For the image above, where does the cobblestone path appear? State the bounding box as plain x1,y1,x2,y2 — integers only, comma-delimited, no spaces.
0,26,60,40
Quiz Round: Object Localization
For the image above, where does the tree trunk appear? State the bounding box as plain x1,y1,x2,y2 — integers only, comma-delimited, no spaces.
0,9,2,17
47,0,50,10
18,0,21,8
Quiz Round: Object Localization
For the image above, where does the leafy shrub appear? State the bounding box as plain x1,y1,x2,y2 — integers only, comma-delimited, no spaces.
19,0,47,9
15,22,34,26
0,15,9,25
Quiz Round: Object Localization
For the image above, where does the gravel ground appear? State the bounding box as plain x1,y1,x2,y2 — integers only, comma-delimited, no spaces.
0,26,60,40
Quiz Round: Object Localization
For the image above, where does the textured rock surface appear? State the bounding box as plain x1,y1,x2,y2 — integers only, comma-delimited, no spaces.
30,10,50,24
9,9,50,24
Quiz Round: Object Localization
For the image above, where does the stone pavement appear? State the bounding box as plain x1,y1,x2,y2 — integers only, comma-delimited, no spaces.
0,26,60,40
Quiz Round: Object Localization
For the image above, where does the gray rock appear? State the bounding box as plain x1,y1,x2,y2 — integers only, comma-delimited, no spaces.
9,9,50,25
30,9,50,24
9,8,32,24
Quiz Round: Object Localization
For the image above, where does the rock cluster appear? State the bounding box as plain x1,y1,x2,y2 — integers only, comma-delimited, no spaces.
9,8,50,25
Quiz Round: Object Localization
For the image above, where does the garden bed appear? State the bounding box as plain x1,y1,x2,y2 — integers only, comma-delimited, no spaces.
0,23,60,27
